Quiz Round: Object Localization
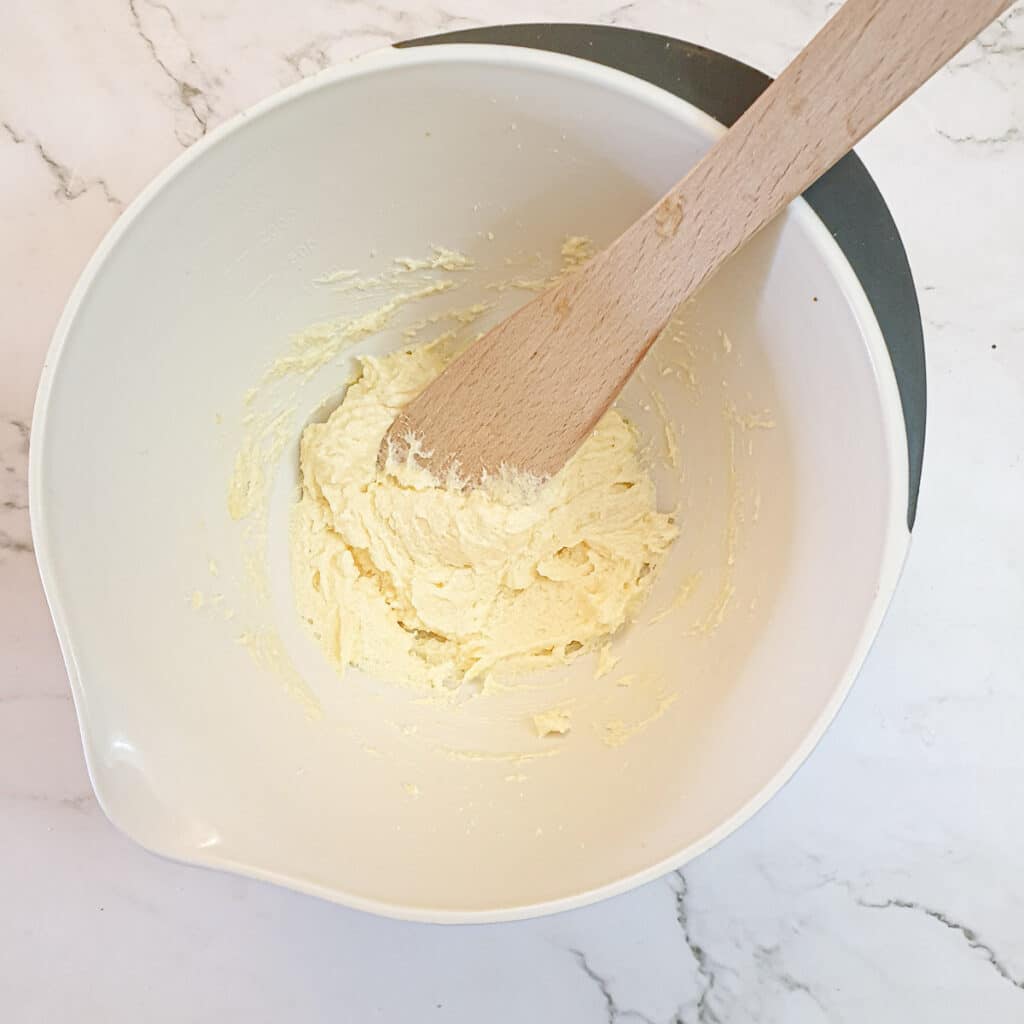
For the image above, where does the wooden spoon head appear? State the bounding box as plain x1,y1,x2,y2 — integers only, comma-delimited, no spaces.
377,255,664,485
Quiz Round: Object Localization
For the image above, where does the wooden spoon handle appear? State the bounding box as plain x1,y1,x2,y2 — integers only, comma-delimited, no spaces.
615,0,1012,334
383,0,1010,482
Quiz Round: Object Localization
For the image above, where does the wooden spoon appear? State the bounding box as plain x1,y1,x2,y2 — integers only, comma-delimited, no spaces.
381,0,1010,484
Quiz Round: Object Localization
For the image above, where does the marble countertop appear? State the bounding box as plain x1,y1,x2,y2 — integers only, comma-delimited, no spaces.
3,1,1023,1019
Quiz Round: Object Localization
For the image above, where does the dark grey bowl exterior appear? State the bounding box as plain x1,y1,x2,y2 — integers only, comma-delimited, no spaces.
398,24,926,529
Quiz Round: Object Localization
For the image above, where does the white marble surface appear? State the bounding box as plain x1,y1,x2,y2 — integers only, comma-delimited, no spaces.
2,0,1023,1018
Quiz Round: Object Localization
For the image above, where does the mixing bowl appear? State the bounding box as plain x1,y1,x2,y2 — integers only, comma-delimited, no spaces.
31,26,924,921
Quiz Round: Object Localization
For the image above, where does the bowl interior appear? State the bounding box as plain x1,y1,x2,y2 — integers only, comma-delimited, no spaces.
34,47,905,919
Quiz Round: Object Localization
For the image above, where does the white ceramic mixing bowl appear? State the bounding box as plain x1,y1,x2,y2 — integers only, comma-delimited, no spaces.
31,31,923,921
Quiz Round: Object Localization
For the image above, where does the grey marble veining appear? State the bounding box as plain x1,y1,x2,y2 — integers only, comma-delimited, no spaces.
0,416,32,557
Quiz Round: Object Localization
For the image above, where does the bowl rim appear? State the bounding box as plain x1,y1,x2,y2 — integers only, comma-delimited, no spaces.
30,39,912,924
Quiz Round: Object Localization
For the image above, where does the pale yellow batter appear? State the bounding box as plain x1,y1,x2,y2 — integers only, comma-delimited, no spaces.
290,337,678,690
